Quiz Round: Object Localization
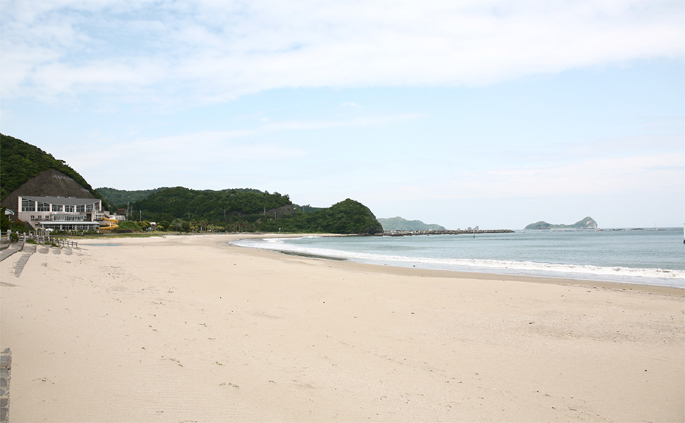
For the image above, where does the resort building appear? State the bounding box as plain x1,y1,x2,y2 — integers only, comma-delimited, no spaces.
17,195,102,231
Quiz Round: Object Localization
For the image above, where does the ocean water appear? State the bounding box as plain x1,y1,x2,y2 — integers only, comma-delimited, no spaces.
231,229,685,288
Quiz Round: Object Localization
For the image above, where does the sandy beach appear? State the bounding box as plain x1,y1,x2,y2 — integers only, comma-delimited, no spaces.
1,233,683,422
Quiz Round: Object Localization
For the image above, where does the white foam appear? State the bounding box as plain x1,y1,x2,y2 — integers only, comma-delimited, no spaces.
231,237,685,288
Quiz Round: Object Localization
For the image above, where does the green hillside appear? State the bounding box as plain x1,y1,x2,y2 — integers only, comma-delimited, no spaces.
294,204,325,213
260,199,383,234
131,187,291,221
97,186,268,207
96,187,168,206
0,133,382,235
525,217,598,230
130,188,382,234
378,216,445,231
0,133,102,202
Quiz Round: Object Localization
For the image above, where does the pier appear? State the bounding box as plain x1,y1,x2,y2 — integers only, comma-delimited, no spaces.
378,229,514,236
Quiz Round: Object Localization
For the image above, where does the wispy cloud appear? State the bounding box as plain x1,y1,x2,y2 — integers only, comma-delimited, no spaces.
63,113,421,171
2,0,683,106
375,152,684,201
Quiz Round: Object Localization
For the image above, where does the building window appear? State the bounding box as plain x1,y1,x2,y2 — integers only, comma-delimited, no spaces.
53,214,85,222
76,205,85,213
37,202,50,212
86,204,93,212
52,204,63,212
21,198,36,212
65,205,74,212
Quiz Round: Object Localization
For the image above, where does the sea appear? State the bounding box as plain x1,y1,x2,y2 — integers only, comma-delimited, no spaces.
231,229,685,289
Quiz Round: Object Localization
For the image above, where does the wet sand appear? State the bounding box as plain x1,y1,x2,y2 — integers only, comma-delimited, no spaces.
1,234,683,422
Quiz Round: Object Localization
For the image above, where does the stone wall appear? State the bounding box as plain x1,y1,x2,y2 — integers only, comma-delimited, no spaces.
0,348,10,423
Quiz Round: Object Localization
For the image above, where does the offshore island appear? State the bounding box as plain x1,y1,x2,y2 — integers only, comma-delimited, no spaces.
1,133,683,423
525,217,598,230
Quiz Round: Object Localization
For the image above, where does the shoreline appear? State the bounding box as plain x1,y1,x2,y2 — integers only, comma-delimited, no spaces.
2,233,683,422
229,234,685,295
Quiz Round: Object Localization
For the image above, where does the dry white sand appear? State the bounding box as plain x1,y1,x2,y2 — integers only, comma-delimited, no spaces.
1,234,683,422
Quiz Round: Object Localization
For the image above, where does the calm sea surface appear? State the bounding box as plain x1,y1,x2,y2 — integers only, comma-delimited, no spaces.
232,229,685,288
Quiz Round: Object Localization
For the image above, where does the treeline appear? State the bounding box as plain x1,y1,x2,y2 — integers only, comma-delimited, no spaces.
259,199,382,234
119,198,381,235
123,187,291,222
96,187,168,206
0,133,104,203
0,133,383,235
97,186,267,206
110,187,382,234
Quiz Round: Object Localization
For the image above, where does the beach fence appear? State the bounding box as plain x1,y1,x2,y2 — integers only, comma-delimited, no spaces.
1,230,78,248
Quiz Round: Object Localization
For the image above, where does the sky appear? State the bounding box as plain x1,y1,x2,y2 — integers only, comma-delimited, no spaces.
1,0,683,229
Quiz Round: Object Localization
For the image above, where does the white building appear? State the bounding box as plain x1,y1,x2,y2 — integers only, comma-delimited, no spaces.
18,195,102,231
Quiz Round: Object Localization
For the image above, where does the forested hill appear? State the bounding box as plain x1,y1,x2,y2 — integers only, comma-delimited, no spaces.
0,133,382,234
128,187,383,235
0,133,102,201
97,186,268,206
97,187,168,206
131,187,292,221
259,199,383,235
378,216,446,231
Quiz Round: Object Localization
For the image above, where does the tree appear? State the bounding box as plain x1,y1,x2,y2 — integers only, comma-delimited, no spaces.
1,207,10,231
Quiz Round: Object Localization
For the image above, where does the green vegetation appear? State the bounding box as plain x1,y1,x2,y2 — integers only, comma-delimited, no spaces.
0,133,104,203
96,187,168,205
115,220,143,233
525,216,598,230
1,133,383,235
127,187,292,222
1,206,29,233
259,199,383,234
1,207,10,231
126,187,382,234
294,204,325,213
97,186,265,206
378,216,445,231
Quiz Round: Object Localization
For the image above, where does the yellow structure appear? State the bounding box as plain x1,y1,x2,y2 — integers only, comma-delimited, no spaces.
100,216,119,230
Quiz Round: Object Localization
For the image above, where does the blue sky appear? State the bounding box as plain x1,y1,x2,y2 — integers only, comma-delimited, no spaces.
1,0,683,229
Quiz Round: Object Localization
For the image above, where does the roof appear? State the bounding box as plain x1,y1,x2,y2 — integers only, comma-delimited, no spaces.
20,196,101,206
39,221,100,225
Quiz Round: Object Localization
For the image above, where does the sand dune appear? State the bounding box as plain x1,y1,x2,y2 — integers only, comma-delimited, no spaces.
1,234,683,422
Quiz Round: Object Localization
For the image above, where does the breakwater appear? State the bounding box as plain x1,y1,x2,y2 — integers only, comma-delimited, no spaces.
378,229,514,236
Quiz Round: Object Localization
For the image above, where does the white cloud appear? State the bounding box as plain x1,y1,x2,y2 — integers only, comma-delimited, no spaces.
1,0,683,105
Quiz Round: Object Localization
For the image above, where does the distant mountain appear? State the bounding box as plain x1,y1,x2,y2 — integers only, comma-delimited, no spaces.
378,216,446,231
525,217,598,230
